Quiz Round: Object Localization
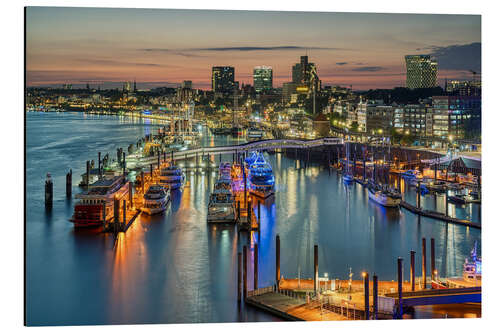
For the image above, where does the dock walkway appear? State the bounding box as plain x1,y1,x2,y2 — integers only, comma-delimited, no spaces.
246,288,348,321
400,201,481,229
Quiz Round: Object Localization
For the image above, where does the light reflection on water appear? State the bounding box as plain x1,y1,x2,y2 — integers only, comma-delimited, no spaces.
26,112,481,325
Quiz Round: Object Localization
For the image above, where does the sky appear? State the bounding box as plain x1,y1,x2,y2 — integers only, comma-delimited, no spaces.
26,7,481,90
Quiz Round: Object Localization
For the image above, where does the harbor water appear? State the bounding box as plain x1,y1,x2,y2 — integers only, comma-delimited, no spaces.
26,112,481,325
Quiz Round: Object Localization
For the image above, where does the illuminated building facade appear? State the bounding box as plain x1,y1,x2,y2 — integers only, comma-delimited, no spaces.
405,55,438,89
432,96,481,139
253,66,273,93
212,66,235,94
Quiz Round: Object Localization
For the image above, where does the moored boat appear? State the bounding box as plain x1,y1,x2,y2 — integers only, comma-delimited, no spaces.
248,152,275,198
367,181,401,208
142,185,170,215
70,175,129,228
159,165,184,190
247,127,263,141
207,188,236,223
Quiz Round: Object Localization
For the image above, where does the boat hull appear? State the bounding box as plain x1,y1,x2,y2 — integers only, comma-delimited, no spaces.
207,205,236,223
250,188,275,198
368,191,401,207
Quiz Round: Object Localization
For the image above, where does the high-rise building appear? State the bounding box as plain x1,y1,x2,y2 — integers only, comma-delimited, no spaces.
253,66,273,93
405,55,438,89
181,80,192,89
212,66,235,94
291,56,320,92
123,81,132,92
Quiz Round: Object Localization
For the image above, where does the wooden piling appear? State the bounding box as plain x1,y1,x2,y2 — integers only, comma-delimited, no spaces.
397,257,403,319
243,245,248,300
417,181,421,209
410,250,415,291
364,272,369,320
98,152,101,177
445,191,449,217
122,152,126,176
122,200,127,230
66,169,72,198
86,160,90,190
113,198,119,234
254,243,259,290
129,182,133,207
141,171,145,194
314,244,318,294
276,235,280,289
257,203,261,226
45,174,53,209
237,252,242,302
431,238,436,281
422,238,427,289
373,274,378,320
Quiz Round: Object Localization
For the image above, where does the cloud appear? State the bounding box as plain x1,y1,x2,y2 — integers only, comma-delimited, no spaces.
139,45,342,53
351,66,385,72
426,42,481,72
336,62,348,66
74,58,163,67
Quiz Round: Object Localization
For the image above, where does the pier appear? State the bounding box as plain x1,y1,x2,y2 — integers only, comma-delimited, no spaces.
400,200,481,229
239,235,481,321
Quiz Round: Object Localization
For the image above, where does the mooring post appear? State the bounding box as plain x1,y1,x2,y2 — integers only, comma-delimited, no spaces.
45,173,53,209
257,203,261,225
86,160,90,190
314,244,319,295
113,198,119,229
237,252,242,302
243,167,247,208
122,152,126,176
373,274,378,320
397,257,403,319
410,250,415,291
417,181,421,209
363,272,369,320
276,235,281,290
157,151,160,169
150,164,153,180
363,158,366,181
254,243,259,290
98,152,101,177
431,238,436,281
66,169,72,198
445,191,449,217
237,200,240,221
122,200,127,230
129,182,133,207
141,171,145,194
243,245,248,300
422,238,427,289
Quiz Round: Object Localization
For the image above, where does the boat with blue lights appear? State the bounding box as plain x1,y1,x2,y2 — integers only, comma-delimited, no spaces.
248,152,275,198
159,165,185,190
432,242,481,289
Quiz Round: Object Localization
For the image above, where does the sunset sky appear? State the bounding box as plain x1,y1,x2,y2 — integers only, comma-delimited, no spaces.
26,7,481,90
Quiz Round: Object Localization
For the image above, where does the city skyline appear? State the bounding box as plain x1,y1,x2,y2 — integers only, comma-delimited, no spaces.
26,7,481,90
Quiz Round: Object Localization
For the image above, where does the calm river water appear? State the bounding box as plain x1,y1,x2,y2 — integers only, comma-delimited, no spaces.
26,112,481,325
